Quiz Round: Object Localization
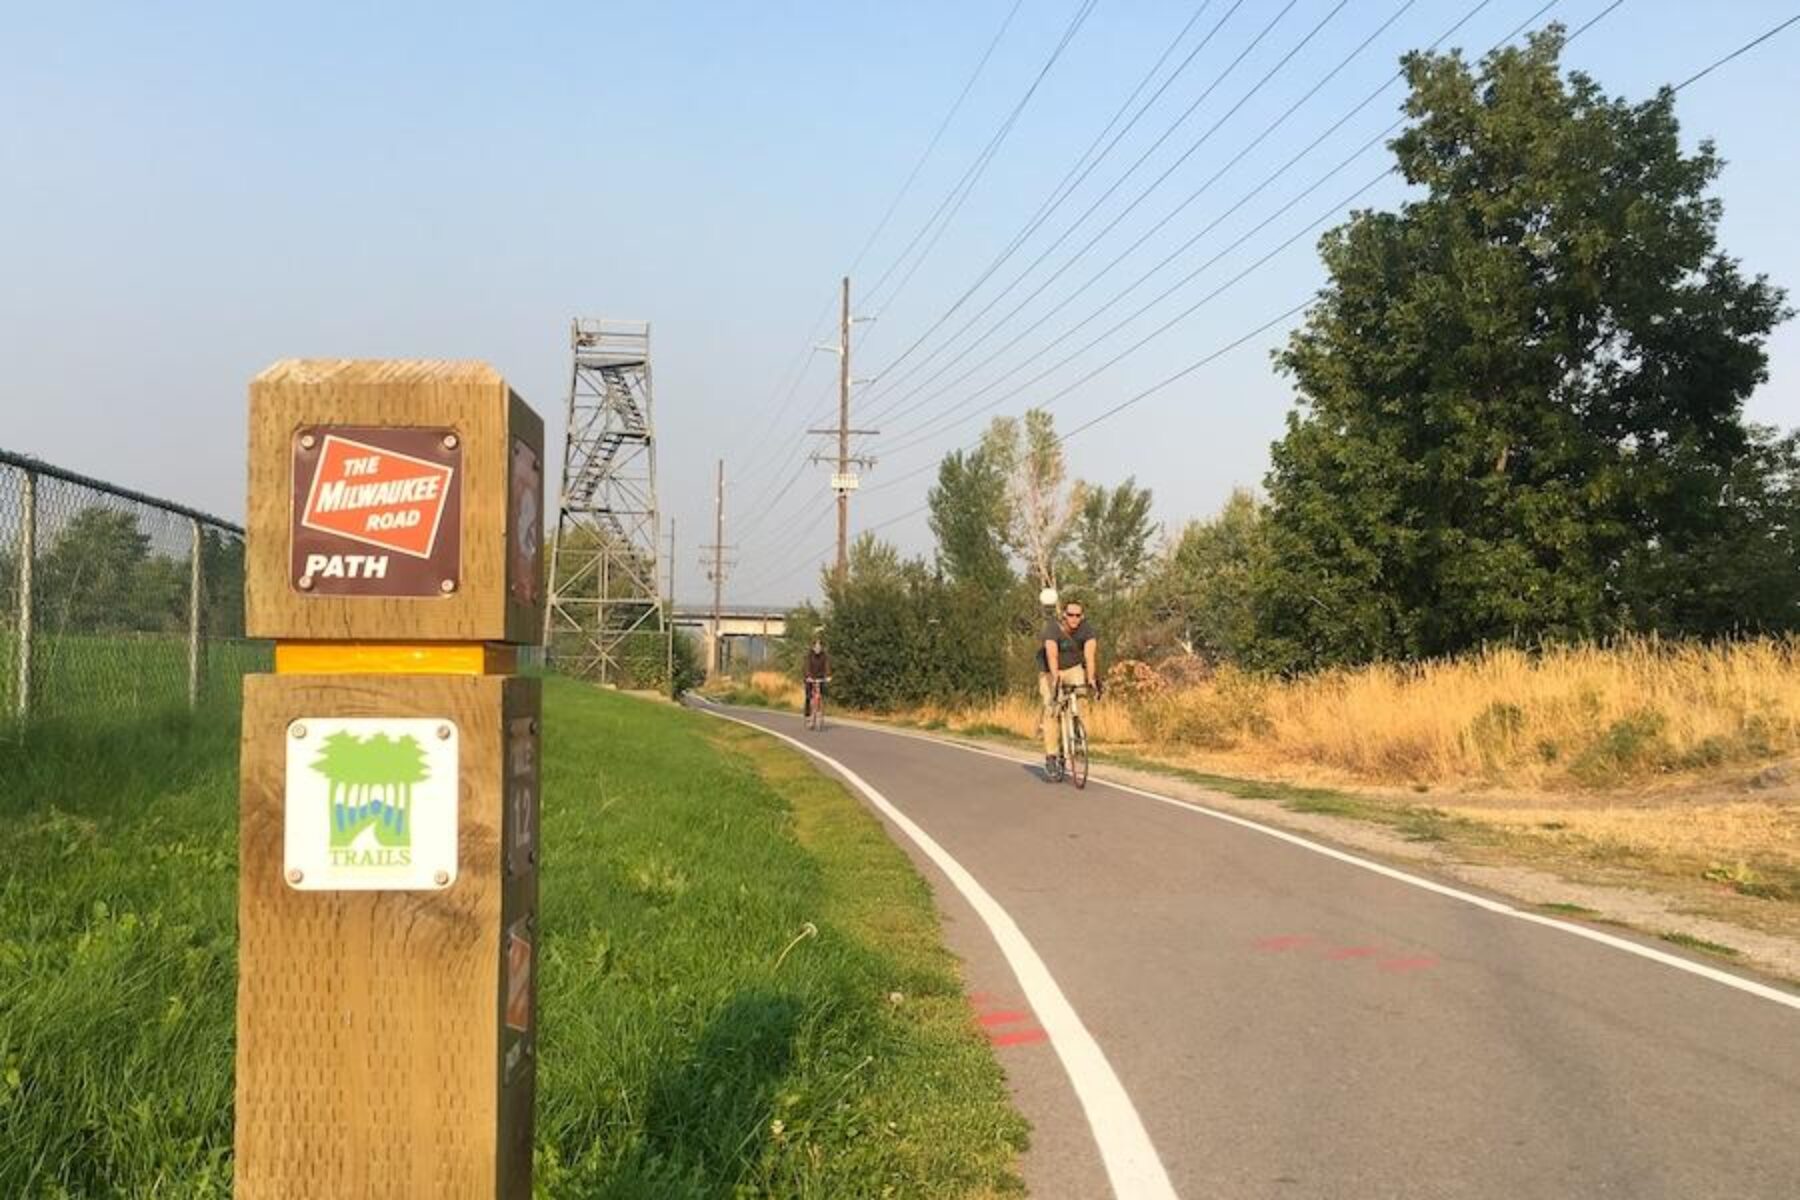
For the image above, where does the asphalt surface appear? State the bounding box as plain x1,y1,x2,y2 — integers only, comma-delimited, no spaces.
712,704,1800,1200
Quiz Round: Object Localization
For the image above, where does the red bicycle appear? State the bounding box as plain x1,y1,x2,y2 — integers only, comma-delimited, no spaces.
804,677,829,731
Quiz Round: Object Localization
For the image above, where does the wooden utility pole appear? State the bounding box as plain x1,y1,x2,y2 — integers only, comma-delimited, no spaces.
664,516,675,693
810,276,876,582
699,460,734,676
835,278,851,575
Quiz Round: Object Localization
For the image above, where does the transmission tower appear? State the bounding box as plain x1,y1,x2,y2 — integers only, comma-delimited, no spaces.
544,318,669,687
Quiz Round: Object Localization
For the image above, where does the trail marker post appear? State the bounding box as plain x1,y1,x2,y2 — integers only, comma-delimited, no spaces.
237,361,545,1197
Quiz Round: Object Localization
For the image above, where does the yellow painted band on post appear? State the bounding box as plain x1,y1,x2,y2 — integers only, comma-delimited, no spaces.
274,641,520,676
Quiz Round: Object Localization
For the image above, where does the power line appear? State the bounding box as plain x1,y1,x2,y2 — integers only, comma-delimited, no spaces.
1672,10,1799,90
877,143,1402,461
865,0,1297,398
862,0,1101,317
859,0,1243,386
853,0,1628,536
846,0,1030,279
870,161,1398,490
861,0,1442,432
754,0,1518,555
869,0,1543,453
729,1,1026,487
749,0,1630,590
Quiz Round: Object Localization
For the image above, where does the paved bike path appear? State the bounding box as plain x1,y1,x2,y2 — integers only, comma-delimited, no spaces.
711,704,1800,1199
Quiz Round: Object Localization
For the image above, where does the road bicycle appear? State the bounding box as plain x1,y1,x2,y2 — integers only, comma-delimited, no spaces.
1050,681,1091,788
804,677,829,731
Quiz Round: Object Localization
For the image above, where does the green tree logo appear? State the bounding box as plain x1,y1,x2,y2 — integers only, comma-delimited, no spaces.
311,731,430,850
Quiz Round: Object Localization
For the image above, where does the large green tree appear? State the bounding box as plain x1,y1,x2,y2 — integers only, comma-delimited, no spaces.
1145,488,1266,664
927,447,1013,596
1070,478,1156,605
1255,30,1792,670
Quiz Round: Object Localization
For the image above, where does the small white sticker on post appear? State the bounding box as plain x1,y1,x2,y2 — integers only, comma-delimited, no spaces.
283,717,460,890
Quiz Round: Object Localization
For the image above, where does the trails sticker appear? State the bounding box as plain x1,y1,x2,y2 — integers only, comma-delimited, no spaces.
505,921,533,1033
291,427,462,597
507,716,538,878
509,438,543,606
503,915,535,1085
283,717,459,891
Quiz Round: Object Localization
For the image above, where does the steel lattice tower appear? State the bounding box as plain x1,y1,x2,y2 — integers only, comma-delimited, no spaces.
544,318,668,686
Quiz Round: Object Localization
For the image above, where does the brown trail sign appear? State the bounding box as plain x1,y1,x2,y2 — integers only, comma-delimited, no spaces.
238,360,545,1198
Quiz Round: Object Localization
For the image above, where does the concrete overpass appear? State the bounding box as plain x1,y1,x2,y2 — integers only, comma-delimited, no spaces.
671,604,790,674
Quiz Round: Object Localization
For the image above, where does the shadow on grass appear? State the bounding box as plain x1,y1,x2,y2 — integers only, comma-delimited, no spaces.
596,990,804,1198
0,703,242,817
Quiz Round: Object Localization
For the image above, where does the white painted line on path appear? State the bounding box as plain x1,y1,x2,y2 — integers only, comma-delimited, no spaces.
700,707,1179,1200
755,708,1800,1015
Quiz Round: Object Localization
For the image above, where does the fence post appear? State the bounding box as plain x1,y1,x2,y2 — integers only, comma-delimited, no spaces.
187,518,202,709
15,469,34,723
235,360,545,1198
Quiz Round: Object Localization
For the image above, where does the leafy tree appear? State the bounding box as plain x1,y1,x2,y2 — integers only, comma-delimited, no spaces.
1070,477,1156,605
199,530,247,637
981,409,1084,588
670,629,707,696
823,534,929,711
1255,30,1792,670
928,447,1013,596
36,508,153,635
1145,488,1266,663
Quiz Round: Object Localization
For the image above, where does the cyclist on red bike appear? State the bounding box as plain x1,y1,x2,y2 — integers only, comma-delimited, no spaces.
803,635,831,722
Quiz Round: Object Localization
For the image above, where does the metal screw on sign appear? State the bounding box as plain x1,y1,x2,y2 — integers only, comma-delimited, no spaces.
291,723,308,739
436,724,453,740
286,868,304,884
297,575,315,591
299,433,317,451
442,433,460,451
434,869,451,887
440,578,457,594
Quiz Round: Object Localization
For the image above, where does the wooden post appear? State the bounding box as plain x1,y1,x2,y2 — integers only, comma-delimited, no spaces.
15,468,33,722
237,360,546,1198
187,517,203,709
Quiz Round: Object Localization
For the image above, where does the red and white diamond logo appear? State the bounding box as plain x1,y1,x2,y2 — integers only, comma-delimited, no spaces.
301,435,455,559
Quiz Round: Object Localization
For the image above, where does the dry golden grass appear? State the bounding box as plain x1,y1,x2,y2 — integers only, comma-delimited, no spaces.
749,670,802,706
730,638,1800,799
889,637,1800,801
1120,638,1800,793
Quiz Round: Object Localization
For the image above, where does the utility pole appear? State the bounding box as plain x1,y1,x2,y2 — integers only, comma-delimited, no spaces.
664,517,675,693
699,460,735,677
810,276,877,581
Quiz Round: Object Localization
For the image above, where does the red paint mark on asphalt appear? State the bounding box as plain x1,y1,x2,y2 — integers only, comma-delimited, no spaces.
978,1009,1032,1027
1379,955,1438,973
1254,934,1315,952
989,1028,1050,1047
1325,946,1381,961
967,991,995,1006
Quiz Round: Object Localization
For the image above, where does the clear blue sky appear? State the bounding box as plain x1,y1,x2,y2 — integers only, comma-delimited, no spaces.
4,1,1796,606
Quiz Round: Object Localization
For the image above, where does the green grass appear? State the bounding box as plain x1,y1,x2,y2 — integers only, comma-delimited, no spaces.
0,677,1024,1197
1537,902,1602,917
0,632,269,729
533,680,1025,1196
1658,931,1742,958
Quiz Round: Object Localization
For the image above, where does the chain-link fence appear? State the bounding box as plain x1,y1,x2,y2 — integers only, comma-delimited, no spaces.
0,449,270,728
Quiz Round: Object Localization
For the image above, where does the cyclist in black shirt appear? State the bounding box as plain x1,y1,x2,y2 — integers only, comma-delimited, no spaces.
1037,600,1099,778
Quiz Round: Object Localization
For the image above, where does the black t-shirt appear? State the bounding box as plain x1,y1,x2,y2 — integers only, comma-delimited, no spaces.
1036,619,1095,671
804,650,830,679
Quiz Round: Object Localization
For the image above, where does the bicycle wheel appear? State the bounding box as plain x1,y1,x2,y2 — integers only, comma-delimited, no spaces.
1068,715,1089,789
